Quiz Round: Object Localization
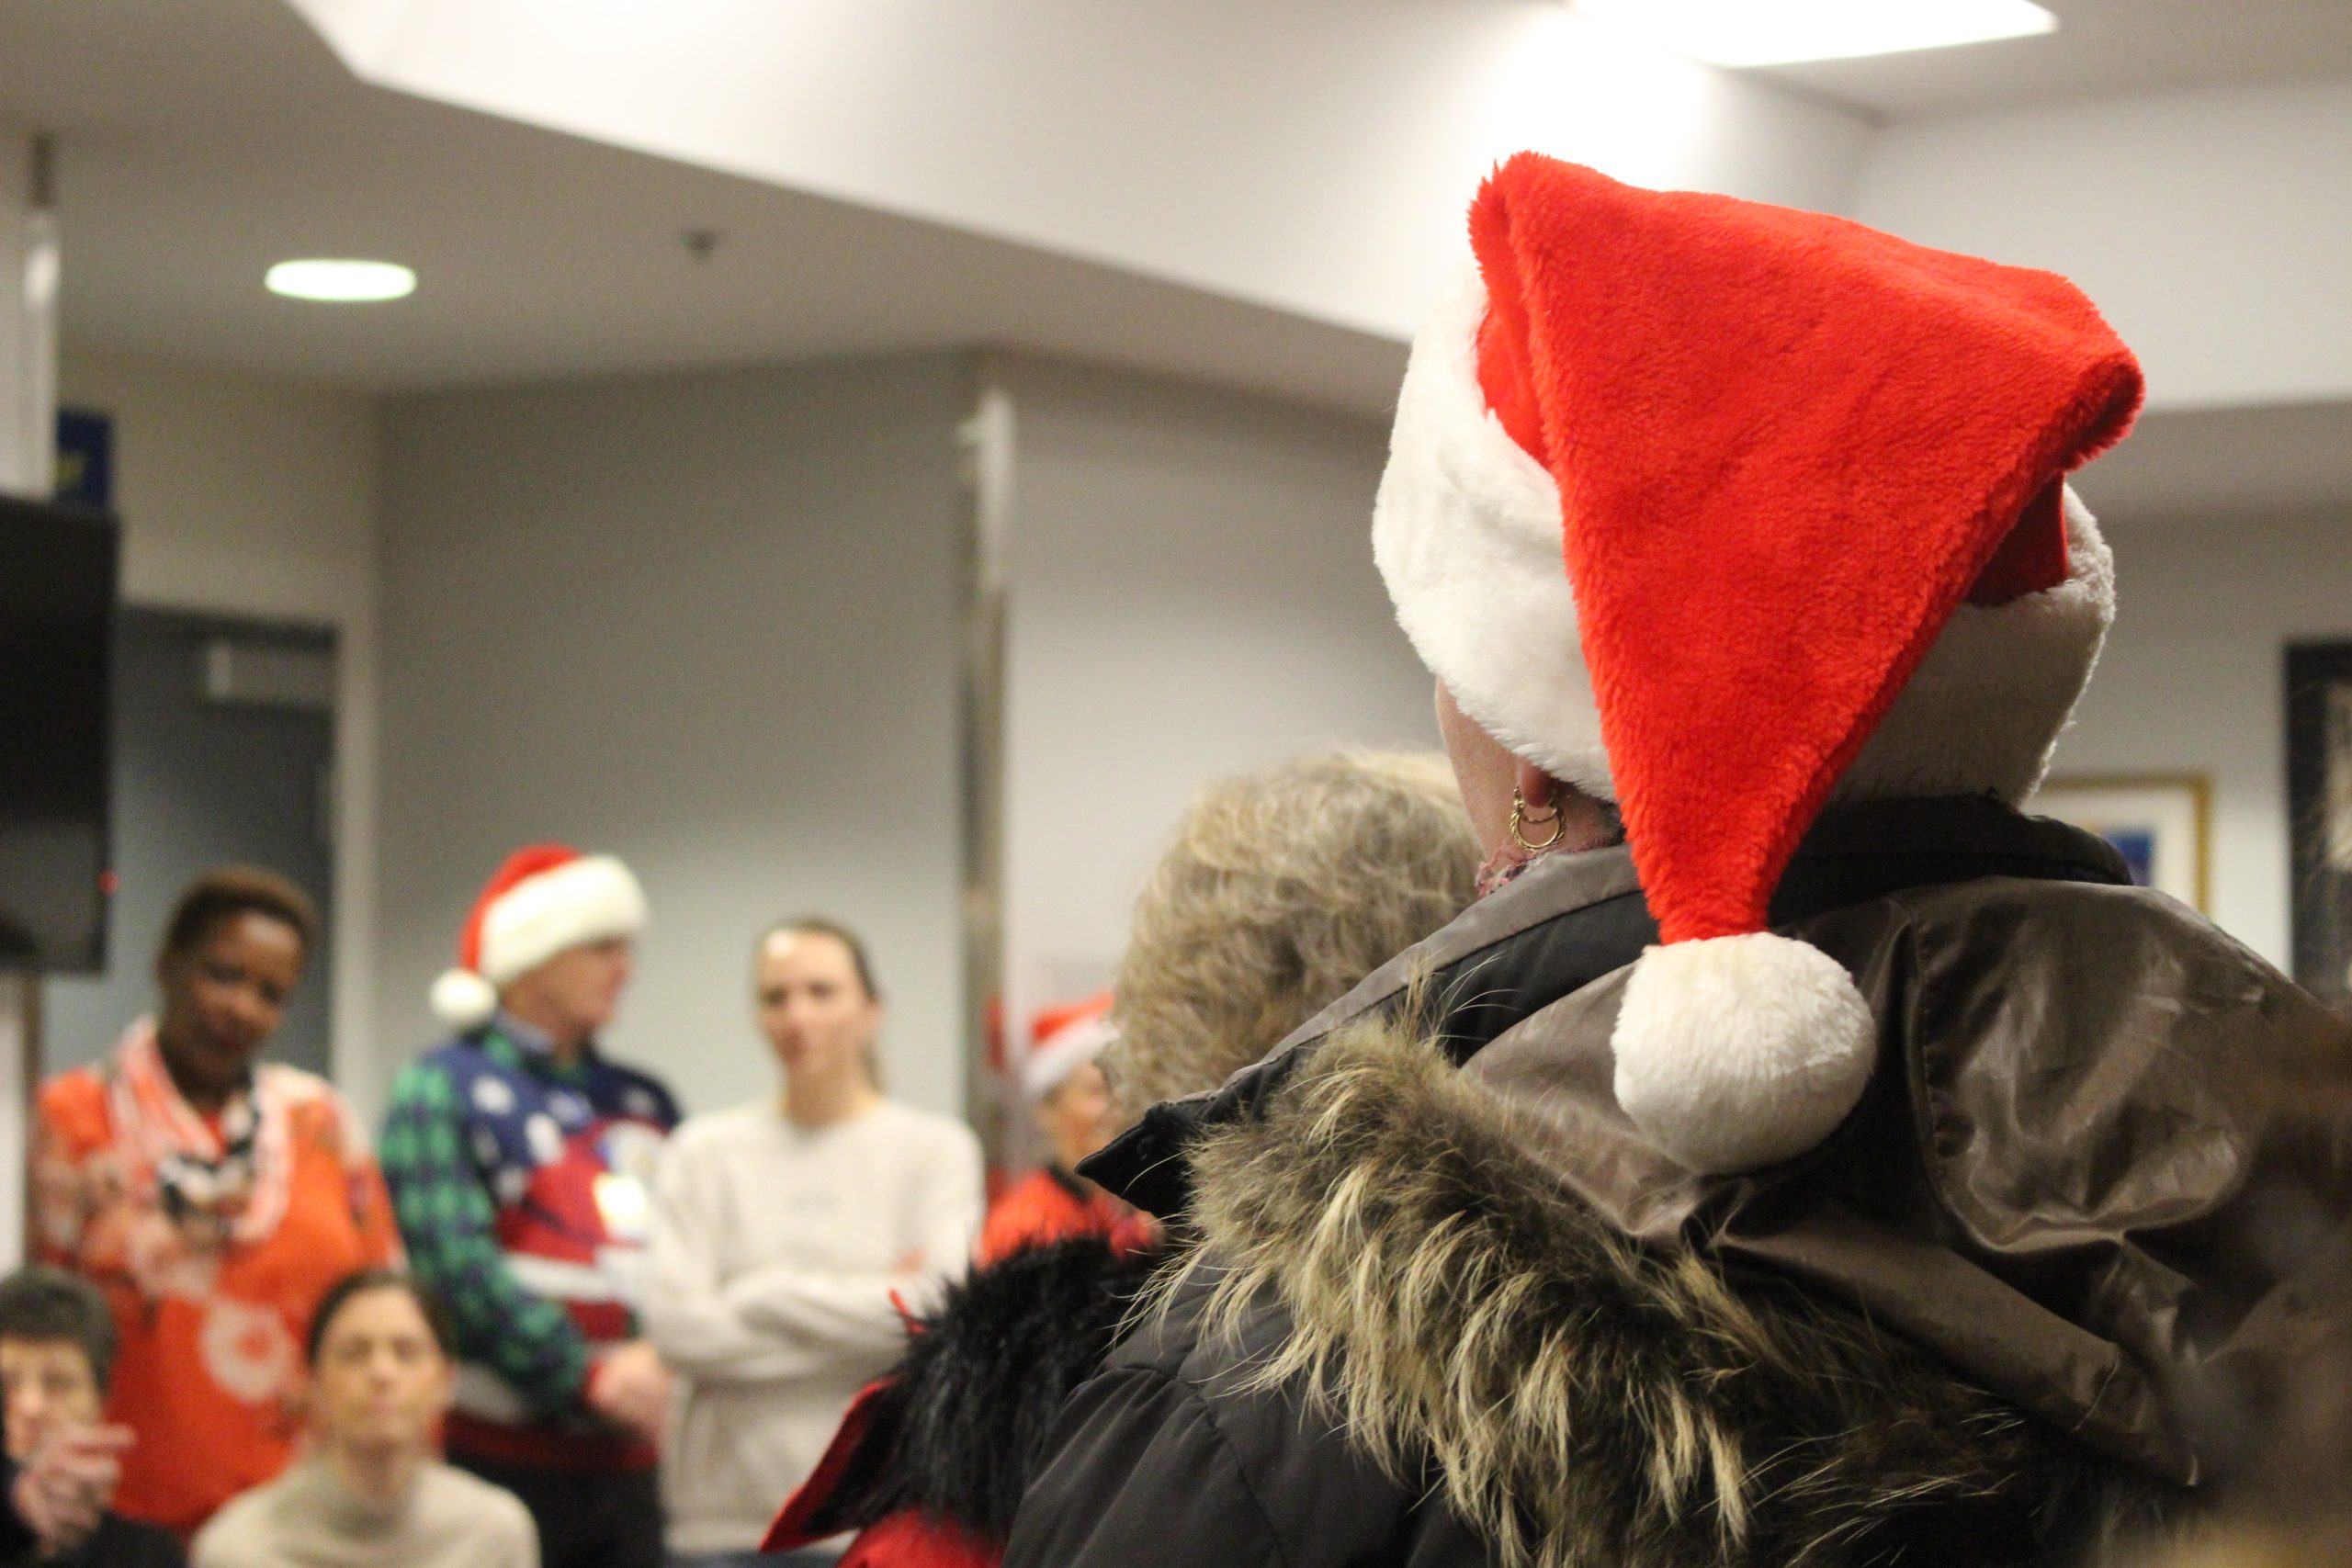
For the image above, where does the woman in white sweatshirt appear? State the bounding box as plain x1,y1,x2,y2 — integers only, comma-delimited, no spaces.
646,919,984,1567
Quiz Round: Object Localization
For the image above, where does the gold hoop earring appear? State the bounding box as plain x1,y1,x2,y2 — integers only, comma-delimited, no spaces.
1510,788,1564,853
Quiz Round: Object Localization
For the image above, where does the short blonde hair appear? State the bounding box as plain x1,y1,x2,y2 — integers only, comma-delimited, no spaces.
1105,750,1480,1123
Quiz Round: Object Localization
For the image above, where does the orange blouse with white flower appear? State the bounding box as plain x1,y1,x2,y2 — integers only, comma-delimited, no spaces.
31,1019,401,1539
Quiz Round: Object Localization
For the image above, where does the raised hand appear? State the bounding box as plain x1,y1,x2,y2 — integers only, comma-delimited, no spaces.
10,1422,134,1552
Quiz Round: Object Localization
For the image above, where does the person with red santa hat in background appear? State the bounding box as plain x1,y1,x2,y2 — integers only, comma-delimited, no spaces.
378,846,679,1568
976,995,1156,1268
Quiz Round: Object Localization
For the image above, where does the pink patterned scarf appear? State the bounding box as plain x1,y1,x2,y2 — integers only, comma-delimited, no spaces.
104,1018,299,1252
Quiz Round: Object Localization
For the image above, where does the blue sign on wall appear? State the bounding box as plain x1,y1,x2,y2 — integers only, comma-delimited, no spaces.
56,407,114,509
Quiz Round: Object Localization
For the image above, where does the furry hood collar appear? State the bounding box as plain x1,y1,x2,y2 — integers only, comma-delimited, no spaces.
1172,1013,2164,1568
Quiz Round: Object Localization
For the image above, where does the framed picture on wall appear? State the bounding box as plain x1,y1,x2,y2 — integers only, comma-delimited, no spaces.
2287,641,2352,1000
2029,773,2211,914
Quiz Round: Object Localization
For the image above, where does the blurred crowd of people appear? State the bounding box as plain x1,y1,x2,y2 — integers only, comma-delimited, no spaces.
0,748,1486,1568
0,842,1084,1565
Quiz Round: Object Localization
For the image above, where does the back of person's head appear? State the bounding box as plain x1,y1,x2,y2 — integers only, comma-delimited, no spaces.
158,863,317,970
1106,750,1480,1122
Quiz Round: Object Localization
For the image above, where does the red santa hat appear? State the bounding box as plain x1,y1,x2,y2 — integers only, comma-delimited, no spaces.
1021,991,1118,1103
1374,154,2142,1175
430,844,648,1029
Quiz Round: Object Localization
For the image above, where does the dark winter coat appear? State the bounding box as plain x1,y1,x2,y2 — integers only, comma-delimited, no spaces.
1002,797,2352,1568
0,1511,183,1568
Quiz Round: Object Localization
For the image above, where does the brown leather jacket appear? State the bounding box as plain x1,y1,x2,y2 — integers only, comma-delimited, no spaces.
1016,798,2352,1568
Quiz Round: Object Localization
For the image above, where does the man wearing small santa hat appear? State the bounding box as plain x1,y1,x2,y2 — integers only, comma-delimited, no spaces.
975,994,1157,1266
1002,156,2352,1568
378,846,680,1568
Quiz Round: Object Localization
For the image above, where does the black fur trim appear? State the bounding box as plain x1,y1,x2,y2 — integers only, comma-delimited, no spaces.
820,1237,1163,1541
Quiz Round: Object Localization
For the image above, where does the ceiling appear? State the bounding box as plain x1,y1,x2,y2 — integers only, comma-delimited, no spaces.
0,0,1407,409
1756,0,2352,118
0,0,2346,458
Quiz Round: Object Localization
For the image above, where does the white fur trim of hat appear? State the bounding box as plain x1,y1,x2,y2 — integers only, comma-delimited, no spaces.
1023,1009,1119,1103
430,852,647,1028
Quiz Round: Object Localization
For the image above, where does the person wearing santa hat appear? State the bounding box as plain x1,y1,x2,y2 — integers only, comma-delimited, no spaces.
377,846,679,1568
1000,156,2352,1568
974,995,1155,1268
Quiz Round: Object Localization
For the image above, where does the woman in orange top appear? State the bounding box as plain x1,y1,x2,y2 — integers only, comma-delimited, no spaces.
976,997,1155,1267
30,866,398,1538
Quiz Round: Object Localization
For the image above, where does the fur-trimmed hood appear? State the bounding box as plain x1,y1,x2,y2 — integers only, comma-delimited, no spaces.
1174,1011,2165,1568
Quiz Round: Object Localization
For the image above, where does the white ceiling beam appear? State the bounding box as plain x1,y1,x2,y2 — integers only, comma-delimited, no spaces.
277,0,1874,340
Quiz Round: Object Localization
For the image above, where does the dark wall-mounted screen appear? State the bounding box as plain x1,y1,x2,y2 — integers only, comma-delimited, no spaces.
1,495,119,974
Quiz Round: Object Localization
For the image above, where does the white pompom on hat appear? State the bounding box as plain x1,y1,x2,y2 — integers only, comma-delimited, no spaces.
431,844,648,1029
1021,991,1117,1104
1374,154,2143,1175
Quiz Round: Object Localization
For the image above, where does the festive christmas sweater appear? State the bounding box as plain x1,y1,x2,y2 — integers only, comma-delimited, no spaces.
379,1013,678,1472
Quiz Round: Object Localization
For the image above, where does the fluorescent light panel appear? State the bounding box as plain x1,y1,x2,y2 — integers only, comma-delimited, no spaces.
1574,0,2058,67
266,259,416,302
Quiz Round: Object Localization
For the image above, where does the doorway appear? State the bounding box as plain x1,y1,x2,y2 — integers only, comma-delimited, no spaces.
40,608,336,1078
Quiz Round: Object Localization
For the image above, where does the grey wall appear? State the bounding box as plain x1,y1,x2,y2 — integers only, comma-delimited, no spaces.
373,353,970,1122
2058,507,2352,968
42,611,337,1077
995,356,1439,1092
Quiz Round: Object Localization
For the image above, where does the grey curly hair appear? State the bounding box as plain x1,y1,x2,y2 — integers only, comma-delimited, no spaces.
1103,750,1481,1124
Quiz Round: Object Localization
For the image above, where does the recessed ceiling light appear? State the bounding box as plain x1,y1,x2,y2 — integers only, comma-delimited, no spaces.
1572,0,2059,68
265,259,417,302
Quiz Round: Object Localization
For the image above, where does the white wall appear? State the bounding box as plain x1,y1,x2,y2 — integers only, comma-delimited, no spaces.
51,344,383,1098
2058,508,2352,969
372,354,971,1124
1866,62,2352,960
1849,78,2352,411
997,356,1440,1070
60,348,379,620
0,125,45,489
